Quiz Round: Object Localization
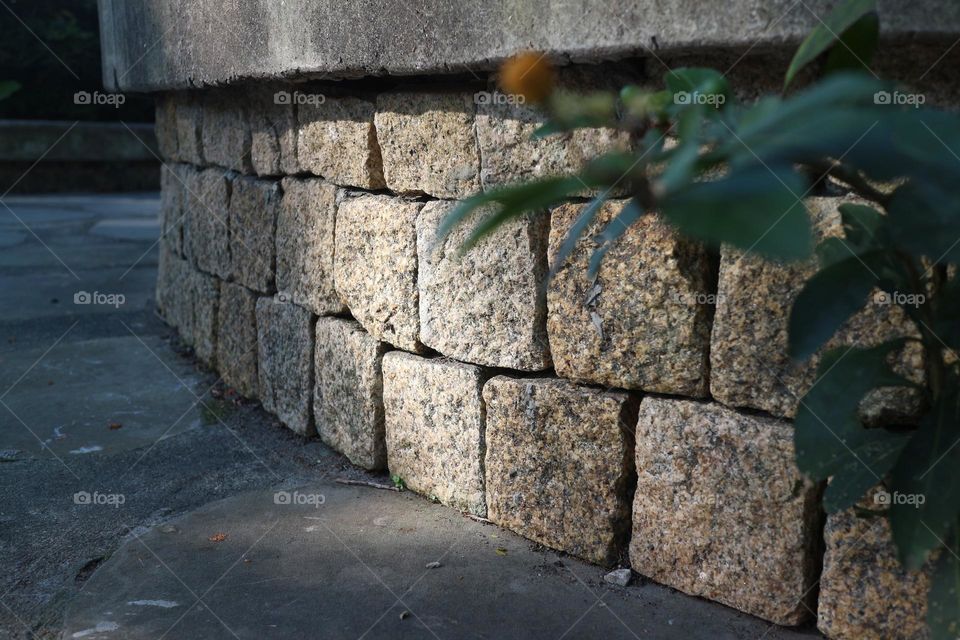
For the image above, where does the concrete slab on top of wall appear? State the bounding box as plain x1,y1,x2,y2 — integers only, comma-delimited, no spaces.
98,0,960,92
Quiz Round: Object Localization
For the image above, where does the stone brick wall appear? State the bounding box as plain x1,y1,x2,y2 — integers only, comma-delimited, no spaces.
154,77,931,639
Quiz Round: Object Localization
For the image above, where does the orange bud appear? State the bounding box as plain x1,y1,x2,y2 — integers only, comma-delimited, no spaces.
498,51,555,104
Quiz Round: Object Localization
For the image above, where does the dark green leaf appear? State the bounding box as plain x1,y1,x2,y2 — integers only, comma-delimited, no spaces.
436,176,585,254
888,179,960,264
788,252,886,360
549,195,608,279
588,200,644,279
0,81,20,102
928,535,960,639
891,387,960,570
822,432,909,512
659,165,812,260
785,0,877,88
795,341,913,479
839,203,887,251
823,11,879,77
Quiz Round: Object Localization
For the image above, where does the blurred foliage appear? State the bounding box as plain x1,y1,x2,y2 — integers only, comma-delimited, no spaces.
443,2,960,635
0,0,152,121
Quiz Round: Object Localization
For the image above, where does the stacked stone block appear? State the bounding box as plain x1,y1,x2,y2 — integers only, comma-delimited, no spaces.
483,377,635,566
152,83,932,639
629,397,822,625
548,200,713,397
382,352,487,516
314,317,389,470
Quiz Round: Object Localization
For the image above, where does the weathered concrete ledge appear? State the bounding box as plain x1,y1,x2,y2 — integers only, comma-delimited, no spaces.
98,0,960,92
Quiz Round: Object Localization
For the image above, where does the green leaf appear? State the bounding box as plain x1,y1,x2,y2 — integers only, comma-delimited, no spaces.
928,534,960,640
785,0,877,89
788,252,886,360
659,164,813,261
587,200,644,279
549,195,608,279
437,176,584,249
888,179,960,264
823,11,879,77
0,80,20,102
822,433,910,512
839,203,887,252
890,387,960,570
794,341,913,480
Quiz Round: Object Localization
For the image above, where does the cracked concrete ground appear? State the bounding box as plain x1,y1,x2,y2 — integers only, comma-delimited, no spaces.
0,194,818,639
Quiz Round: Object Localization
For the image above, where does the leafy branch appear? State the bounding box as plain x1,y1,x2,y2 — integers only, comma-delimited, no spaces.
441,0,960,635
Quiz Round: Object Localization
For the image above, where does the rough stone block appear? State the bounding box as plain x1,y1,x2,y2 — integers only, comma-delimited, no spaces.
382,352,486,515
185,167,231,279
155,94,178,160
374,92,480,198
548,200,713,396
710,197,923,419
276,178,343,315
483,376,635,566
628,397,822,625
201,90,252,173
216,282,259,398
156,245,188,329
417,201,550,370
476,102,629,191
818,487,931,640
250,87,298,176
229,176,280,293
334,193,423,352
314,317,389,470
298,96,384,189
159,259,219,366
174,93,204,165
159,163,187,258
256,297,315,435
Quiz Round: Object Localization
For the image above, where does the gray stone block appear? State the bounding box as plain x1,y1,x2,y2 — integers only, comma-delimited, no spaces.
628,397,822,626
250,87,299,176
314,317,389,470
155,94,178,160
201,90,252,173
382,352,486,515
417,200,550,370
483,376,635,566
256,296,315,436
229,176,280,294
216,282,259,398
374,92,480,198
334,193,423,352
174,93,204,165
276,178,343,316
710,197,924,419
548,200,712,396
298,95,384,189
818,486,932,640
185,167,231,279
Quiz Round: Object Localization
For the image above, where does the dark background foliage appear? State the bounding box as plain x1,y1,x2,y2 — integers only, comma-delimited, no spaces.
0,0,153,121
